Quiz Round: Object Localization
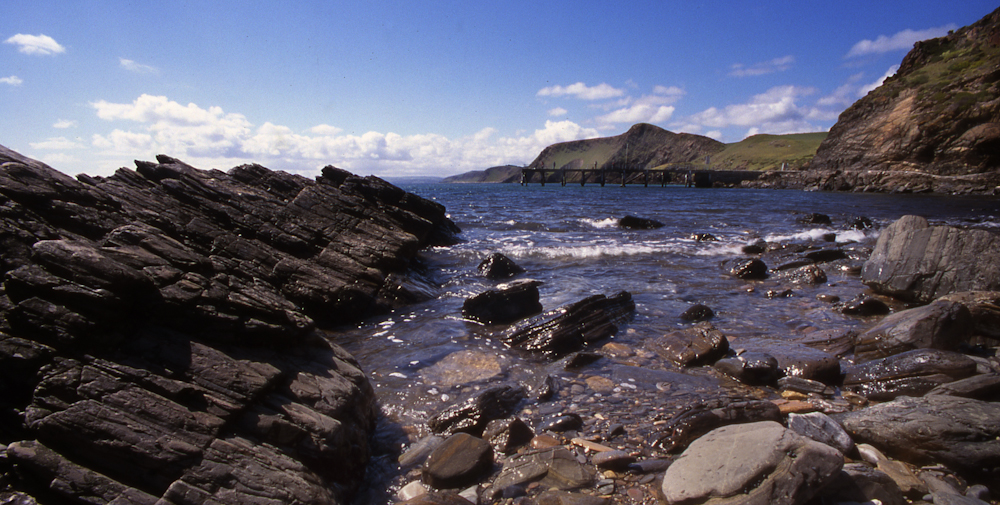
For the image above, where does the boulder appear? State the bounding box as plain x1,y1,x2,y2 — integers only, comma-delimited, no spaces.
843,348,978,401
461,279,542,325
838,395,1000,486
477,253,525,280
786,411,855,455
861,216,1000,303
937,291,1000,342
661,421,843,505
618,215,664,229
0,147,459,503
729,258,768,280
652,399,782,453
714,352,780,386
427,384,526,436
853,299,972,361
500,292,635,359
647,322,729,367
421,433,493,489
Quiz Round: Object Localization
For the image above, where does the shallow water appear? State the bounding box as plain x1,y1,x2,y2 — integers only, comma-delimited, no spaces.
327,184,1000,502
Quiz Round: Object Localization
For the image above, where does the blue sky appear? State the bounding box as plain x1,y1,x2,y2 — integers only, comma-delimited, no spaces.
3,1,997,178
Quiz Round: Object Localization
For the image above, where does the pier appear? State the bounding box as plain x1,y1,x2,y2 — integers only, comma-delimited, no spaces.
519,165,764,188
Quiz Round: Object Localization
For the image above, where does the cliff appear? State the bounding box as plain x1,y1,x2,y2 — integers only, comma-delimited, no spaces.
0,145,458,504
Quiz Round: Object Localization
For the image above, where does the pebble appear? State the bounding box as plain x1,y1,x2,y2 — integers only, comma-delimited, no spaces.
591,450,635,469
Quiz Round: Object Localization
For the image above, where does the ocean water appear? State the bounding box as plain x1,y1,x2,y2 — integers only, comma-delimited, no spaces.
329,183,1000,500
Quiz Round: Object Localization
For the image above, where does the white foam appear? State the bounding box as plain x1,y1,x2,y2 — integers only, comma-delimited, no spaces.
580,217,620,229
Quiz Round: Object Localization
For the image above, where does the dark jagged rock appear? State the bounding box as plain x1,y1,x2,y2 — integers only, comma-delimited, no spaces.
421,433,493,489
714,352,780,386
499,292,635,359
0,147,459,504
862,216,1000,303
483,417,534,455
678,303,714,322
462,279,542,325
780,264,828,284
729,258,768,280
652,399,782,453
647,322,729,367
477,252,525,280
799,212,832,225
427,384,527,437
843,349,978,401
839,395,1000,487
853,298,973,361
618,215,664,230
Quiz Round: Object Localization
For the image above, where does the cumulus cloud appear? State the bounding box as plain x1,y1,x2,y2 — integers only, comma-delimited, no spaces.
4,34,65,55
53,119,77,128
29,137,84,150
1,75,22,86
817,73,865,107
594,85,685,127
846,25,956,57
858,65,899,96
537,82,625,100
729,55,795,77
686,85,826,135
119,58,159,74
88,94,601,177
547,107,568,117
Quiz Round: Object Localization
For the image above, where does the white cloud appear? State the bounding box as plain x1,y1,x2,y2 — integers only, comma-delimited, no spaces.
729,55,795,77
547,107,568,117
309,124,343,136
119,58,159,74
1,75,23,86
687,85,825,135
30,137,84,150
846,25,956,57
537,82,625,100
817,73,864,107
597,104,675,126
53,119,77,128
858,65,899,96
4,34,65,55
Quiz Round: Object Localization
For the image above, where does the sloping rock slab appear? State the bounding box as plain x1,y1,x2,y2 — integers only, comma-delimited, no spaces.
838,395,1000,485
843,349,977,401
862,215,1000,303
853,299,972,361
499,292,635,359
462,279,542,325
661,421,843,505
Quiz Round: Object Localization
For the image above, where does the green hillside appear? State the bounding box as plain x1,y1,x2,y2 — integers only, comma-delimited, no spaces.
711,132,828,171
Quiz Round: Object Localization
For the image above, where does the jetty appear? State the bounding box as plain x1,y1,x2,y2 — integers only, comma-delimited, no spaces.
519,164,764,188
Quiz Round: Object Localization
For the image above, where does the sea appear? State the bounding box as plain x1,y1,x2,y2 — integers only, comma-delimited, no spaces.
328,183,1000,501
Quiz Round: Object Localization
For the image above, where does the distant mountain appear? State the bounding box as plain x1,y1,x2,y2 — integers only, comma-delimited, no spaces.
441,165,522,183
713,132,827,171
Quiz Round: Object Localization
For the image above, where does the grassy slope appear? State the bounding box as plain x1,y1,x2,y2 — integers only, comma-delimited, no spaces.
711,132,828,171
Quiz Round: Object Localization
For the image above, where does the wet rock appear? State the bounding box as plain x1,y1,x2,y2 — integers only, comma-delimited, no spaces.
647,322,729,367
477,252,525,280
678,303,714,322
927,373,1000,401
850,216,875,230
618,215,664,229
714,352,780,386
690,233,718,242
840,295,891,316
822,463,907,505
730,258,768,280
767,288,793,298
462,279,543,325
420,349,505,387
805,248,847,263
559,351,603,370
843,349,978,401
853,299,973,361
787,411,855,455
399,435,445,467
591,450,634,470
660,421,843,505
796,328,856,357
938,291,1000,342
741,240,767,255
428,384,527,436
780,264,828,284
627,459,671,473
755,344,842,384
816,293,840,303
537,413,583,433
398,480,429,501
861,215,1000,303
778,376,835,396
492,446,596,495
421,433,493,489
800,212,832,225
652,399,782,452
483,417,534,455
499,292,635,359
855,443,925,496
840,395,1000,486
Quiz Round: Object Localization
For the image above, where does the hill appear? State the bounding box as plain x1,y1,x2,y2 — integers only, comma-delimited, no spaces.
442,165,522,183
712,132,828,171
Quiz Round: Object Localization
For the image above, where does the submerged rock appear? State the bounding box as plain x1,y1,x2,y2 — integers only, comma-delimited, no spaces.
499,292,635,359
647,322,729,367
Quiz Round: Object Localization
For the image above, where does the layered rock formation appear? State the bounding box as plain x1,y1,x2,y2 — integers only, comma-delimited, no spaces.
0,145,458,504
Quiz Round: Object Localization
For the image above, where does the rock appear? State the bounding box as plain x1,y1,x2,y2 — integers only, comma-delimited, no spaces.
754,344,842,384
854,299,973,361
678,303,714,322
840,296,891,316
420,350,505,388
861,216,1000,303
428,384,527,436
690,233,718,242
799,213,832,225
821,463,907,505
399,435,445,467
927,373,1000,401
855,443,926,496
660,421,843,505
938,291,1000,342
647,322,729,367
780,264,828,284
795,328,856,357
499,292,635,359
462,279,543,325
730,258,768,280
805,248,847,263
714,352,780,386
537,413,584,433
421,433,493,489
483,417,534,455
535,490,609,505
778,376,835,396
477,253,525,280
843,349,978,401
652,399,782,453
787,411,855,455
742,240,767,255
492,446,596,494
399,491,476,505
590,450,634,470
398,480,429,501
618,216,664,229
839,395,1000,485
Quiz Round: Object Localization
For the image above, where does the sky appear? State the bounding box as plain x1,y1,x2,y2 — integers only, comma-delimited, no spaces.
3,1,998,179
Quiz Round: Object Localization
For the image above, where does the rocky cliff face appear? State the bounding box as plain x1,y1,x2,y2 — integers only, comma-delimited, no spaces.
0,146,458,504
805,6,1000,192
